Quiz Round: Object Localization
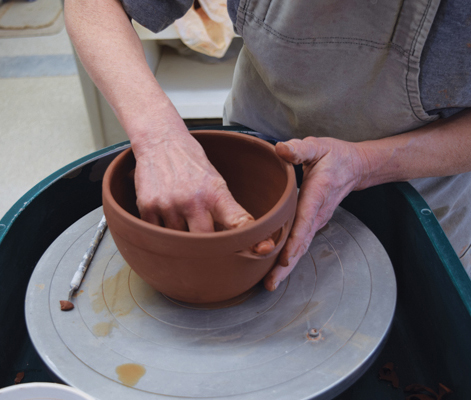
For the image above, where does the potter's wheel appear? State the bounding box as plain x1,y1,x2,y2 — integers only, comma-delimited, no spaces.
25,206,396,400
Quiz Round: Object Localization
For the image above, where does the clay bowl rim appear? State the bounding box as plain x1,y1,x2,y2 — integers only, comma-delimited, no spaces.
102,130,297,241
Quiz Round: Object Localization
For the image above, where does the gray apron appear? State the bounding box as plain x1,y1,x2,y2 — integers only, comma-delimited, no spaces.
224,0,471,275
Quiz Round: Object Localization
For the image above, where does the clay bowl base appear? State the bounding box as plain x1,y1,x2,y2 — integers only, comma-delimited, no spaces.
162,282,265,310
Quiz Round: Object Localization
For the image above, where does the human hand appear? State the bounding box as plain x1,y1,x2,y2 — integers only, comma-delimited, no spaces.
264,137,368,290
132,132,275,253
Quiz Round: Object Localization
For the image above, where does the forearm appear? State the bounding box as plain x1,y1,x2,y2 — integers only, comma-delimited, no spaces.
356,109,471,189
64,0,187,155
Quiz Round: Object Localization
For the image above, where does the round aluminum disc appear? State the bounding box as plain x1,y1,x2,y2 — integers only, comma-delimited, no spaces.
25,206,396,400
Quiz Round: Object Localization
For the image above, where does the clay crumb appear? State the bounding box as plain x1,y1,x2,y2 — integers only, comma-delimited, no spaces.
14,372,24,384
60,300,74,311
378,362,399,388
404,383,453,400
405,394,435,400
438,383,453,399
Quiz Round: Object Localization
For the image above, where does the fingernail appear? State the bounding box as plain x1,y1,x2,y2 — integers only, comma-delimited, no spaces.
272,281,280,290
282,142,295,153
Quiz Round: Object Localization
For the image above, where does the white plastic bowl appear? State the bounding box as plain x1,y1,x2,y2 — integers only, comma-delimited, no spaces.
0,382,95,400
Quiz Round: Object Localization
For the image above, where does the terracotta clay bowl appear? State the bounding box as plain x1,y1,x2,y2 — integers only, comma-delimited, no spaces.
102,130,297,304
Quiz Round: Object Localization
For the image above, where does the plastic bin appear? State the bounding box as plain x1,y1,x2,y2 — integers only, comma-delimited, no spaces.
1,127,470,399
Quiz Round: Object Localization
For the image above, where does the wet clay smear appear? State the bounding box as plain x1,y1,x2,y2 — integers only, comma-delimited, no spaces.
116,363,146,387
60,300,74,311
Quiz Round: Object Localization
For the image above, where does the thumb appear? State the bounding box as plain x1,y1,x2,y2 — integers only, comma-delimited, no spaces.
275,138,323,165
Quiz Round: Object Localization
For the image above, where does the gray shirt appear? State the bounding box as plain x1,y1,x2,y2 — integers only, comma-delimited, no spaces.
121,0,470,120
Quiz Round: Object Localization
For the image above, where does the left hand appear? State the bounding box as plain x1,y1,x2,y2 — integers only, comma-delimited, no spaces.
264,136,368,291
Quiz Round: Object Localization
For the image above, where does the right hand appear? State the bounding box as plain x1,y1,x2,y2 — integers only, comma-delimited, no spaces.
132,131,275,254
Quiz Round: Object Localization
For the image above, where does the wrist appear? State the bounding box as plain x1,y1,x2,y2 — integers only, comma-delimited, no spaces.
130,125,189,160
124,107,190,160
352,140,407,190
